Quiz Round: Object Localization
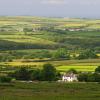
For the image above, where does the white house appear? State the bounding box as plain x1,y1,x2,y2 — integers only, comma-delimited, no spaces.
62,73,78,82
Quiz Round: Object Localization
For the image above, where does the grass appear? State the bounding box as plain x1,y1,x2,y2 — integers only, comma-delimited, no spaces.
0,82,100,100
0,16,100,72
0,17,100,100
1,59,99,72
57,65,97,72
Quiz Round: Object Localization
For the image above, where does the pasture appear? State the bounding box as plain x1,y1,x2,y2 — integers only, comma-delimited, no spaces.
0,82,100,100
0,16,100,74
0,59,100,73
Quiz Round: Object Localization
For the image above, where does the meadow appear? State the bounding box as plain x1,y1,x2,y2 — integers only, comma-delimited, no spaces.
0,59,100,74
0,82,100,100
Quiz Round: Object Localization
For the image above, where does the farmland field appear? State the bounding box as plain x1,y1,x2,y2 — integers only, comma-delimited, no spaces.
0,16,100,100
0,82,100,100
0,16,100,73
0,59,100,73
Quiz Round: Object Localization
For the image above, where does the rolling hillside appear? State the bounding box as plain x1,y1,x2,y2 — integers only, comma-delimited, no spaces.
0,17,100,51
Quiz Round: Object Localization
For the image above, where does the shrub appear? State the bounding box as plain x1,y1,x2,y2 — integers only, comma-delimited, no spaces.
14,67,31,81
78,73,88,82
0,76,12,83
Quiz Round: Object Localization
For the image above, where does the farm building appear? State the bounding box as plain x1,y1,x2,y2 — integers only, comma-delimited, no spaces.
62,73,78,82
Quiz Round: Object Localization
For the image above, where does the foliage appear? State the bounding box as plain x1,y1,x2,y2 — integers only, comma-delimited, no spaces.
0,76,12,83
95,66,100,73
41,64,57,81
52,48,70,59
78,66,100,82
13,67,31,81
67,68,78,74
77,49,98,59
31,69,41,81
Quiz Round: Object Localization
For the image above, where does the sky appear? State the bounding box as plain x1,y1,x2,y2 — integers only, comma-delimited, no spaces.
0,0,100,18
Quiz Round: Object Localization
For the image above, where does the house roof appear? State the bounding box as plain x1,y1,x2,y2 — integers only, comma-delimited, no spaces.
63,73,76,77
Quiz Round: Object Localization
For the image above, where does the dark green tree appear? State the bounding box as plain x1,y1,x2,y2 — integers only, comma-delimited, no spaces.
31,69,41,81
67,68,78,74
95,66,100,73
53,48,70,59
78,49,98,59
41,64,57,81
94,73,100,82
78,73,88,82
14,67,31,81
0,76,12,83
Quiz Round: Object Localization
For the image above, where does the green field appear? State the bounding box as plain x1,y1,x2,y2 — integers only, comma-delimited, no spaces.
0,82,100,100
0,16,100,100
0,59,100,73
0,17,100,51
0,16,100,73
57,65,97,72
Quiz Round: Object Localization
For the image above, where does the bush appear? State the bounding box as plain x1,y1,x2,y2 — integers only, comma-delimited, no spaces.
78,72,100,82
14,67,31,81
78,73,88,82
0,76,12,83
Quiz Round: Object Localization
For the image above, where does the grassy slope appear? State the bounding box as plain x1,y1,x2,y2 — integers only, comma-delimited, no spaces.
0,17,100,50
0,17,100,72
0,82,100,100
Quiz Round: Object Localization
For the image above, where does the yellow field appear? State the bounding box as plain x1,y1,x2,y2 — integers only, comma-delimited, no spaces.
2,58,100,72
57,65,97,72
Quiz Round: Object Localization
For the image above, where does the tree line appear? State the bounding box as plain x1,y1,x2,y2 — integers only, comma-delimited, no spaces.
0,48,99,62
0,64,100,83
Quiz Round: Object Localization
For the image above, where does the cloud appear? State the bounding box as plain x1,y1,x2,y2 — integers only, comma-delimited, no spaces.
41,0,67,5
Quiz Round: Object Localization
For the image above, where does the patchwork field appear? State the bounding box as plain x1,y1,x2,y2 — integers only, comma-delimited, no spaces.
0,16,100,100
0,16,100,73
0,59,99,73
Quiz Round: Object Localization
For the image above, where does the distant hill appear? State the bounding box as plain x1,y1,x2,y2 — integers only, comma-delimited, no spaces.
0,17,100,51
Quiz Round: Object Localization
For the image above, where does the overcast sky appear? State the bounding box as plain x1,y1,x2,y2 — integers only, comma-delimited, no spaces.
0,0,100,18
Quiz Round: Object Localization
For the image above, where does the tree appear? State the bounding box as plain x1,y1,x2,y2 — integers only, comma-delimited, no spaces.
23,28,33,33
31,69,41,81
87,73,95,82
78,73,88,82
53,48,70,59
0,76,12,83
78,73,98,82
94,73,100,82
41,64,57,81
78,49,98,59
67,68,78,74
14,67,31,81
95,66,100,73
